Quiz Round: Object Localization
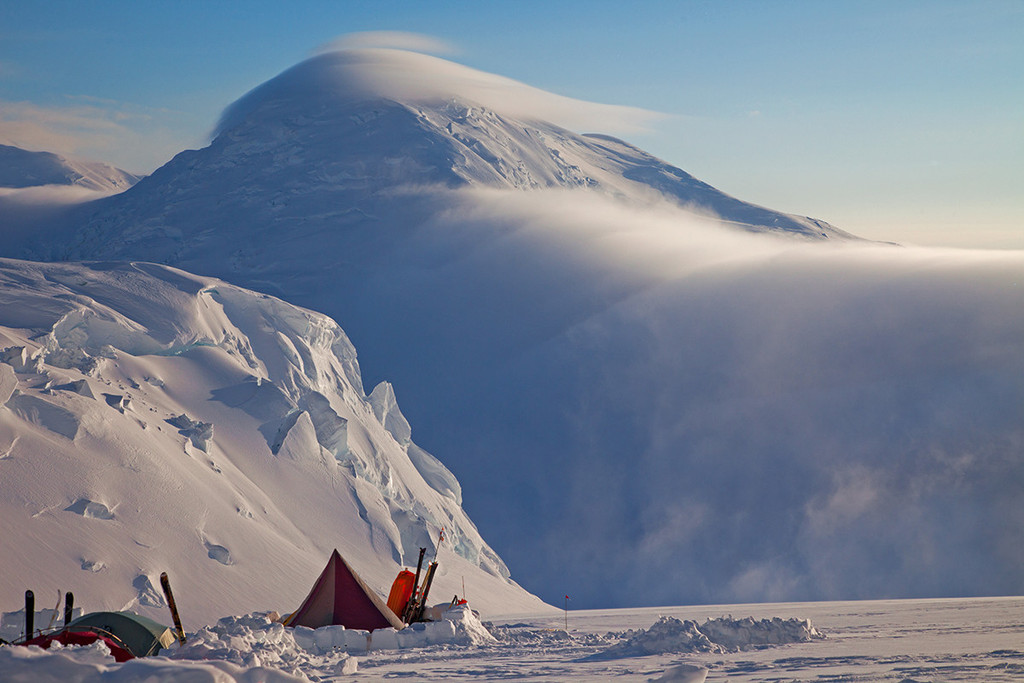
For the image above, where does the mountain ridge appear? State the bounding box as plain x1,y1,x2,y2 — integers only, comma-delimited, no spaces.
0,144,141,193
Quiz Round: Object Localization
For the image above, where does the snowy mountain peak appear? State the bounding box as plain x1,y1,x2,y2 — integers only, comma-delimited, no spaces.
0,144,141,193
215,48,650,139
202,49,850,238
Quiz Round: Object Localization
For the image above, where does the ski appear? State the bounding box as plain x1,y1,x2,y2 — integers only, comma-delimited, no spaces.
402,547,427,623
64,591,75,626
24,590,34,641
159,572,187,645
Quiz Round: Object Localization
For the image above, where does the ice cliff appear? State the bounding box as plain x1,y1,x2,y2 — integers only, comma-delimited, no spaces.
0,258,542,624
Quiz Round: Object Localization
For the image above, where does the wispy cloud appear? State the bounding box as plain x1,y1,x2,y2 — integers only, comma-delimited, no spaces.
0,97,197,173
398,185,1024,606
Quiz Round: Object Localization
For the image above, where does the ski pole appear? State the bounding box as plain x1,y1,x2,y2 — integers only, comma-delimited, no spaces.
430,526,446,563
45,590,61,630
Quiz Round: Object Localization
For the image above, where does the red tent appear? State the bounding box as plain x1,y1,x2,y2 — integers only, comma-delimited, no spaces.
284,549,405,631
21,631,136,662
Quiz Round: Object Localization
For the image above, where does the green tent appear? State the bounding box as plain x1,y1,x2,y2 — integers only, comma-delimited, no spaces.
66,611,175,657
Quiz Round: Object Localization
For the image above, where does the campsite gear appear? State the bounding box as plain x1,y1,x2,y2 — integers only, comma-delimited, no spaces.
21,630,135,662
406,561,438,623
160,571,187,645
45,591,62,630
24,590,33,640
401,548,427,623
414,562,438,622
402,548,426,623
66,611,176,657
283,549,405,631
431,527,446,562
64,592,74,627
386,569,417,620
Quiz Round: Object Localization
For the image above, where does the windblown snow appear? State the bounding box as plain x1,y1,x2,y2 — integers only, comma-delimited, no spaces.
0,258,543,626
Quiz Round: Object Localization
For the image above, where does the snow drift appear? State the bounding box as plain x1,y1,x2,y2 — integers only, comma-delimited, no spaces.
591,615,824,659
0,258,544,625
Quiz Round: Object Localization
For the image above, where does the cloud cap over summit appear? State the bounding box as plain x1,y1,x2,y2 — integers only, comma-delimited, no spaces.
215,48,663,138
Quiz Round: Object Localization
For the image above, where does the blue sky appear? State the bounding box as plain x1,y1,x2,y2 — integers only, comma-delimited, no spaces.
0,0,1021,247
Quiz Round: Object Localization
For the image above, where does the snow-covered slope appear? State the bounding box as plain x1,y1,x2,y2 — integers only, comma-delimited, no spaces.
0,258,545,625
0,144,140,193
19,49,850,269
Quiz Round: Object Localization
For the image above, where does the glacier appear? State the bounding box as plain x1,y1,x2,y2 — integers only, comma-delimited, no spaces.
0,258,545,625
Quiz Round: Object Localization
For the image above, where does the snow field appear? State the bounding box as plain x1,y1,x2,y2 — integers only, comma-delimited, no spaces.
4,597,1022,681
0,605,819,681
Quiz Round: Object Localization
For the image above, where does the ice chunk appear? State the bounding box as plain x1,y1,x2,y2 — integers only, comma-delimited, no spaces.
298,392,348,459
64,499,115,520
0,346,39,373
275,410,321,462
407,443,462,504
51,379,95,399
6,394,80,439
132,574,165,608
368,381,411,446
369,382,462,503
166,413,214,452
0,363,16,404
103,393,130,412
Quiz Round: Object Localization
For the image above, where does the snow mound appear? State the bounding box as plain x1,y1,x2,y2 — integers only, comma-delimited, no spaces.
0,640,306,683
652,664,709,683
590,615,825,660
174,605,491,678
173,612,355,675
699,615,824,650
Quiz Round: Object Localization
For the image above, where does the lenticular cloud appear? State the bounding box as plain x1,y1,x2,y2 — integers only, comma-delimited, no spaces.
215,48,663,139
